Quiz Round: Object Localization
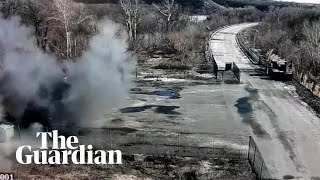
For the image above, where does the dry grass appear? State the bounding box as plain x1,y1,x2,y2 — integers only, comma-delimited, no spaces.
13,155,255,180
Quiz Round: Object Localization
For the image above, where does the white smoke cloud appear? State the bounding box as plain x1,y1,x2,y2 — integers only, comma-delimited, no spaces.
0,16,135,127
65,20,135,127
0,142,15,172
0,16,135,171
0,16,65,119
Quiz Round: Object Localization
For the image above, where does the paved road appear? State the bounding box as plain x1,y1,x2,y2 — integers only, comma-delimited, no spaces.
211,23,320,179
209,23,258,70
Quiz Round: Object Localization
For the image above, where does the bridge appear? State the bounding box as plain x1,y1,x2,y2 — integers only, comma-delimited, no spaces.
210,23,320,179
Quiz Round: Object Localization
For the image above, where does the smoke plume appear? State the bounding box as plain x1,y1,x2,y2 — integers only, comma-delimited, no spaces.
0,16,134,129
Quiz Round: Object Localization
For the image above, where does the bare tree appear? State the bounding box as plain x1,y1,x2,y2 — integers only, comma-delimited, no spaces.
303,21,320,48
0,0,22,18
153,0,178,31
49,0,74,58
302,21,320,76
48,0,94,59
120,0,142,41
21,0,50,52
72,5,97,57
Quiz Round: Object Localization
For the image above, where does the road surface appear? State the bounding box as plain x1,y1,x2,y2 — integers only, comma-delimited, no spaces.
209,23,258,70
210,23,320,179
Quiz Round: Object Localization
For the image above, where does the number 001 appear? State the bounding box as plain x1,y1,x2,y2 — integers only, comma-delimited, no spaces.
0,174,14,180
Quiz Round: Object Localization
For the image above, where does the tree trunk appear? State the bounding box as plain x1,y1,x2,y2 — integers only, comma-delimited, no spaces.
66,31,71,58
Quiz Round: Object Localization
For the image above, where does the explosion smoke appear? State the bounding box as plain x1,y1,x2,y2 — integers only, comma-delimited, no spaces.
0,16,134,129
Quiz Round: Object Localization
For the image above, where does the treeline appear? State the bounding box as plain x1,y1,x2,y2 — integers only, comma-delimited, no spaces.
249,7,320,79
85,0,264,68
75,0,204,9
76,0,303,12
0,0,264,68
0,0,97,61
212,0,297,11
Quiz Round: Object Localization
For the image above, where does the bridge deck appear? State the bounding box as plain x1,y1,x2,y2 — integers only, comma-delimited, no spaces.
210,23,258,71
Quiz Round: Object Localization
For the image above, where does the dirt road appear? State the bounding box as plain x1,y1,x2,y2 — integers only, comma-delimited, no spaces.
210,23,320,179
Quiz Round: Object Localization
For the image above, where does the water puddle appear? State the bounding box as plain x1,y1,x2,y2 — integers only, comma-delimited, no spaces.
120,105,181,115
235,86,269,138
131,88,182,99
150,89,181,99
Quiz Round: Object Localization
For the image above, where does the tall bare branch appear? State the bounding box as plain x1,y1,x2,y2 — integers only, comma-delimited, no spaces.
120,0,142,41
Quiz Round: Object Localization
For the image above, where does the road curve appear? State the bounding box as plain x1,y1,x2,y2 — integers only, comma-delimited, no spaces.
210,23,320,179
209,23,258,71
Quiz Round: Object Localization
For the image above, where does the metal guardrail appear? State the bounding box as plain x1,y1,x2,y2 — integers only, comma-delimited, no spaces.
248,136,273,180
232,62,241,82
236,31,261,65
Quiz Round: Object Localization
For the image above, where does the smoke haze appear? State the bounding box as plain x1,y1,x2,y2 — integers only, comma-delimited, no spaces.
0,16,134,128
0,15,134,171
65,20,134,127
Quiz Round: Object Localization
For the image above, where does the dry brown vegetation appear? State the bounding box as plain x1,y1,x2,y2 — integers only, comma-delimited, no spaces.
0,0,263,69
246,7,320,81
13,155,255,180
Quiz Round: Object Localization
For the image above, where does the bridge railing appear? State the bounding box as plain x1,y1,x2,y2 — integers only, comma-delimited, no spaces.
248,136,273,180
232,62,241,83
236,31,261,65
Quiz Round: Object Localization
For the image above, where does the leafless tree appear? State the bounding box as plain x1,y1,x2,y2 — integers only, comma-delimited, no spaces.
48,0,94,59
153,0,178,31
302,21,320,76
72,6,97,57
21,0,50,52
303,21,320,48
0,0,22,18
120,0,142,41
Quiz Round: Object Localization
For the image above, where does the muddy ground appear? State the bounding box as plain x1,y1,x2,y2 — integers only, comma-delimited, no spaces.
5,55,257,180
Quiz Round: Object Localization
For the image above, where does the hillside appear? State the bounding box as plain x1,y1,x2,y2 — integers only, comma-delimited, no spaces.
75,0,204,9
75,0,302,12
211,0,297,11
